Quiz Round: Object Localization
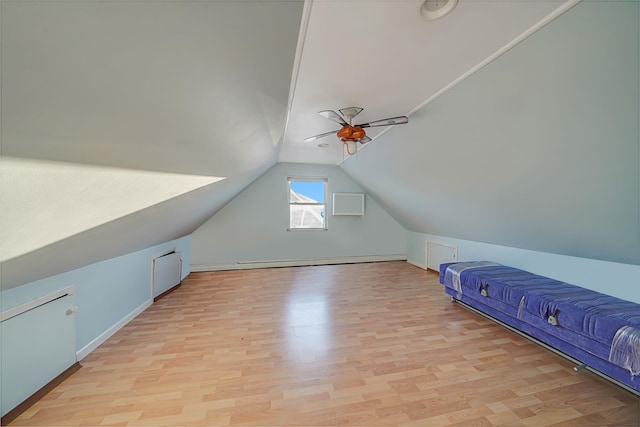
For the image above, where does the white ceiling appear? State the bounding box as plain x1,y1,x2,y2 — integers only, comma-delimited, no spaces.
280,0,573,164
1,0,577,172
1,0,586,287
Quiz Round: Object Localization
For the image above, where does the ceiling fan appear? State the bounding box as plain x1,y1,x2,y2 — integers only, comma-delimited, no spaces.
304,107,409,155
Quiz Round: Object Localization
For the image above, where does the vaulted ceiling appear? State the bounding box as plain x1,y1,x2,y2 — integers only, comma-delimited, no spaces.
280,0,574,164
2,0,638,289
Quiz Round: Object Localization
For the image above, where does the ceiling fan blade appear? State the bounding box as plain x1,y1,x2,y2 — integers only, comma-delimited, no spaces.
303,129,339,142
357,116,409,129
359,136,372,144
318,110,348,126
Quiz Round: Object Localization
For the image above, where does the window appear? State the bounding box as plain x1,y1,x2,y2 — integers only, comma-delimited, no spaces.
288,178,327,230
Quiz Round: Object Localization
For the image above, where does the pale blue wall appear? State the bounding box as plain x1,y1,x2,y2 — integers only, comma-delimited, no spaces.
342,1,640,266
1,236,191,352
407,231,640,305
191,163,406,266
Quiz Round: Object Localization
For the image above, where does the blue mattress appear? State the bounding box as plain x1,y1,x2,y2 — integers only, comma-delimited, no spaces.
439,261,640,392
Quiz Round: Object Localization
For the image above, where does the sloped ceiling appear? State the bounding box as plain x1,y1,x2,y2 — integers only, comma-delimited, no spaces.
2,0,638,290
340,1,640,265
2,157,223,262
3,1,301,175
279,0,573,164
1,1,303,288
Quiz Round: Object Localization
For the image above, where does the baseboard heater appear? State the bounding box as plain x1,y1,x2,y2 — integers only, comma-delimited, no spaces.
191,254,407,272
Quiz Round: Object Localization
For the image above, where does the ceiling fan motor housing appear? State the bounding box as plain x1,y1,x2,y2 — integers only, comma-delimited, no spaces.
337,125,365,142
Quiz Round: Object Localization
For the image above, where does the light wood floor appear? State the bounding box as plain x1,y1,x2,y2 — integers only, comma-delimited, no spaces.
12,262,640,426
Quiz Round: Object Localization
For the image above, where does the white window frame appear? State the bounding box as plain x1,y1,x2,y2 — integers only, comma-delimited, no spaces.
287,177,328,231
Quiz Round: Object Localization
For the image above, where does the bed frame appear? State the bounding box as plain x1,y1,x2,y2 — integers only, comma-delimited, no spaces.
439,262,640,395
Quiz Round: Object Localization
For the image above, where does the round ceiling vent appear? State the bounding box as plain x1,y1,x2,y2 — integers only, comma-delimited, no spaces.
420,0,458,21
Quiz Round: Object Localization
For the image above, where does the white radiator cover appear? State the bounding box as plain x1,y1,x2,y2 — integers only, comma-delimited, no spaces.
152,252,182,298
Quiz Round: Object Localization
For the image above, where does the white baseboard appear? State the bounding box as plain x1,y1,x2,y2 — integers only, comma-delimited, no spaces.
191,254,407,272
406,259,428,270
76,299,152,361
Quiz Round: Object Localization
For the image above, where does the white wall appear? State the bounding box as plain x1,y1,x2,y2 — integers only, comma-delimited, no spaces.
191,163,406,268
407,231,640,305
1,236,191,358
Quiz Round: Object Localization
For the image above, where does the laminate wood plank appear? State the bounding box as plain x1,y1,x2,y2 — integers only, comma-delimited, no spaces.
9,262,640,426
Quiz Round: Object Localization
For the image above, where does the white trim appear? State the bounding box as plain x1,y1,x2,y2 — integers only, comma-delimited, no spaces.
280,0,314,154
406,259,427,270
1,286,75,322
288,177,328,230
287,175,328,183
76,299,152,361
408,0,581,117
191,254,407,272
338,0,582,166
286,227,328,232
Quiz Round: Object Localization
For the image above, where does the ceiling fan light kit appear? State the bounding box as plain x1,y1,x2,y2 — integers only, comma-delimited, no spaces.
304,107,409,157
420,0,458,21
344,140,358,156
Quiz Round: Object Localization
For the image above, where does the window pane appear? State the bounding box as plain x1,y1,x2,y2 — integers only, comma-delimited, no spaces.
289,204,325,229
289,181,325,203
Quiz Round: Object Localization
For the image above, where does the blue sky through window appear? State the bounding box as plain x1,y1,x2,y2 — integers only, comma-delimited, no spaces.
290,181,325,202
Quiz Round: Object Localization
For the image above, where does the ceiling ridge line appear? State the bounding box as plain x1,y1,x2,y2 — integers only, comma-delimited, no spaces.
337,0,582,167
279,0,315,160
406,0,582,118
